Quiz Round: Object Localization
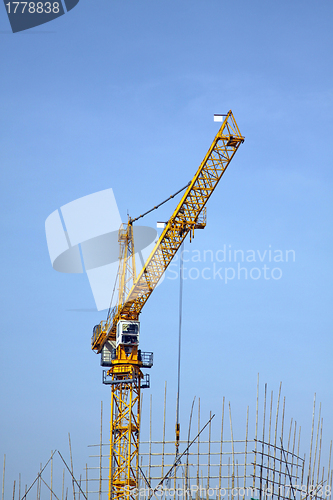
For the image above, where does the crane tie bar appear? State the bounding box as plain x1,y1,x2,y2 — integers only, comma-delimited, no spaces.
130,181,191,223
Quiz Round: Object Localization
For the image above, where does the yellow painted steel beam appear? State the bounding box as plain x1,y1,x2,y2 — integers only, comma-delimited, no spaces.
116,223,137,313
92,110,244,353
108,347,142,500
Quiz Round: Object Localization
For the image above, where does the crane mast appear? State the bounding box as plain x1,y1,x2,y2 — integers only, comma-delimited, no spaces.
91,111,244,500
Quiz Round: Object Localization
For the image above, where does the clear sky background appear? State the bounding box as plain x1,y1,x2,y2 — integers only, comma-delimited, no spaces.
0,0,332,496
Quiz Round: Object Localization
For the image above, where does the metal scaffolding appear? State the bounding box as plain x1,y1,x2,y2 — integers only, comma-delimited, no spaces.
3,382,332,500
85,382,332,500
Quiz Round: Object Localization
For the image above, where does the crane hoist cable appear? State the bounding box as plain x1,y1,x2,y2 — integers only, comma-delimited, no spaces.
106,260,120,322
130,181,191,223
175,240,184,458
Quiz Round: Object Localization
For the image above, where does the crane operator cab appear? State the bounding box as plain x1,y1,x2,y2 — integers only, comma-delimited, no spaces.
116,320,140,354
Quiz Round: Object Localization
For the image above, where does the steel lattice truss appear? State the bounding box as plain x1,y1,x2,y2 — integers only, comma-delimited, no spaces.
110,365,141,500
92,111,244,353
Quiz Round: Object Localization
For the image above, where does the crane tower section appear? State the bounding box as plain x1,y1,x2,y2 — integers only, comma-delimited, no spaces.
91,111,244,500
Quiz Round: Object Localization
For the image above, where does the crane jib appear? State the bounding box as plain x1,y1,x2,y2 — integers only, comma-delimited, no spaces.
91,111,244,353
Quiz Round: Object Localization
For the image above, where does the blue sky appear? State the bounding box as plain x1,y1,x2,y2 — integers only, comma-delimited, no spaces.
0,0,332,495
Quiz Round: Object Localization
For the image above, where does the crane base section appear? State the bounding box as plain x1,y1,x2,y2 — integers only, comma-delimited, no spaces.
108,361,142,500
103,371,150,389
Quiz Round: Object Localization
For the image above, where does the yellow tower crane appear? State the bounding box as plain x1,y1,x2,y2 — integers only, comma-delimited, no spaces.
91,111,244,500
